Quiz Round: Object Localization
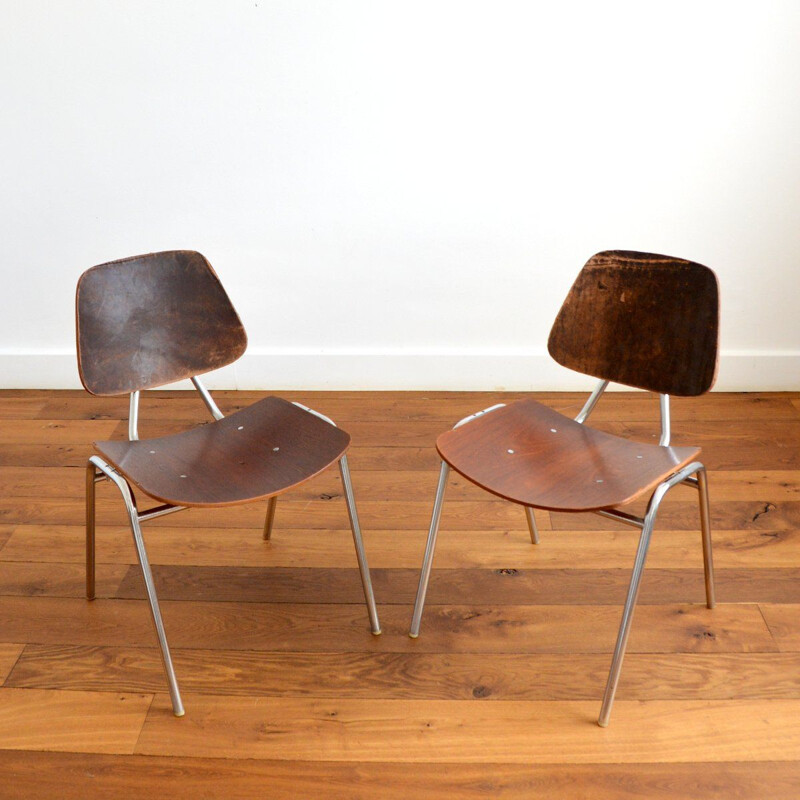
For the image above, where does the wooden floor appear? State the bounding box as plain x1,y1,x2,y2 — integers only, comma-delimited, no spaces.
1,389,800,798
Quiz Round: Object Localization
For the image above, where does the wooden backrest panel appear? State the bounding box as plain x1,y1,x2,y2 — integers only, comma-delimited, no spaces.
547,251,719,396
76,250,247,396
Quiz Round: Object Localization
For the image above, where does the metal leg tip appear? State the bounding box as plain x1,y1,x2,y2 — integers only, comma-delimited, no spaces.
408,631,419,639
371,628,382,636
597,718,609,728
173,707,185,718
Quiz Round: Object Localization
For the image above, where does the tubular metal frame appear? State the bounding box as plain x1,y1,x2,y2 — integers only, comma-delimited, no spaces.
407,382,715,726
87,377,381,716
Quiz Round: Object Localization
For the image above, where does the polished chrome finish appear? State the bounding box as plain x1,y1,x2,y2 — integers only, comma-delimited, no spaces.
292,401,336,427
128,391,140,441
263,496,277,541
595,508,645,529
575,379,609,424
88,455,184,716
697,465,716,609
409,461,450,638
453,404,506,429
338,455,381,635
86,461,97,600
659,394,671,446
597,460,708,727
137,503,187,523
524,506,540,544
191,376,224,420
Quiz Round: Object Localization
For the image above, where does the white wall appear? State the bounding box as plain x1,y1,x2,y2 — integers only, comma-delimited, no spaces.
1,0,798,390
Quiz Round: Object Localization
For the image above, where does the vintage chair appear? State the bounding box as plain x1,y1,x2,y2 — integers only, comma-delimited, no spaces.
408,250,719,726
76,250,381,716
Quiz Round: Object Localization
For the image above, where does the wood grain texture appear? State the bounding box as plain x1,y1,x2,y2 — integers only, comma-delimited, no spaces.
76,250,247,396
0,389,798,796
7,525,800,569
0,687,151,753
9,646,800,701
548,250,719,396
95,396,349,507
0,596,771,654
112,565,800,605
3,752,800,800
437,398,700,510
135,694,800,763
4,465,799,502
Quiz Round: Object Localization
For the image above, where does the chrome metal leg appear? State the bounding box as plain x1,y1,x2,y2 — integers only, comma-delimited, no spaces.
91,456,185,717
524,506,540,544
597,508,655,727
597,461,706,726
263,496,277,541
86,461,97,600
338,455,381,635
409,461,450,638
697,465,716,609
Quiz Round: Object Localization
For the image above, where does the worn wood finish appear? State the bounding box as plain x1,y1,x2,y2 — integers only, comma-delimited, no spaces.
95,396,349,507
548,250,719,396
1,390,799,798
437,398,700,510
76,251,247,396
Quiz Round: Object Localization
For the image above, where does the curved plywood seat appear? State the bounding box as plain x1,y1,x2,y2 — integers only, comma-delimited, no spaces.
436,399,699,512
94,396,350,507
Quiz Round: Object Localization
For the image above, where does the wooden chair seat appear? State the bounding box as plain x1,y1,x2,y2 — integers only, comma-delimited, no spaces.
94,396,350,508
437,399,699,512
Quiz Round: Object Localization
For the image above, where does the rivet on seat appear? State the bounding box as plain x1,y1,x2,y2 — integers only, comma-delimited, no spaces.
180,474,187,478
507,449,515,454
238,426,244,430
273,447,280,452
550,428,557,433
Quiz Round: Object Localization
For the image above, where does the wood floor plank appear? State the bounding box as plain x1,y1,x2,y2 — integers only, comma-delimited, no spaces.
2,751,799,800
3,466,799,504
0,687,151,753
135,694,800,762
3,495,796,531
110,565,800,605
9,646,800,701
0,596,772,654
3,525,799,570
0,644,24,683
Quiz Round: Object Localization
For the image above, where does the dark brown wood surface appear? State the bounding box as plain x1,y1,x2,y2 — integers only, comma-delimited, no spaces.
76,251,247,396
1,389,799,799
548,250,719,396
437,398,699,510
94,396,350,507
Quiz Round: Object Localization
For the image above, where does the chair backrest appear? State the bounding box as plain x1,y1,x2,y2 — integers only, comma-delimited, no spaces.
76,250,247,396
548,250,719,396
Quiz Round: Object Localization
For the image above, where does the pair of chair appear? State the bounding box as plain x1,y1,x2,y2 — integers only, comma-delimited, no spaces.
76,249,718,727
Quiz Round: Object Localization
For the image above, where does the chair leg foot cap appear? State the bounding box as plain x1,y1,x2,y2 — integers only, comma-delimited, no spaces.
597,719,609,728
173,709,185,718
408,632,419,639
371,629,382,636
